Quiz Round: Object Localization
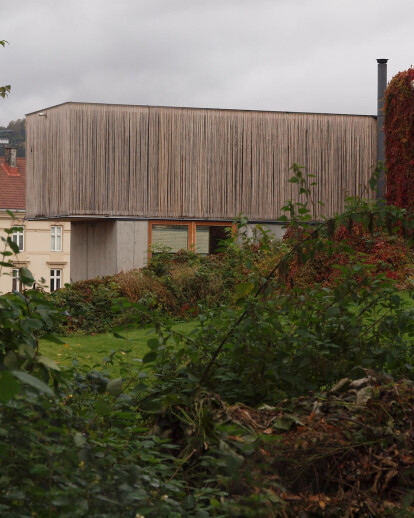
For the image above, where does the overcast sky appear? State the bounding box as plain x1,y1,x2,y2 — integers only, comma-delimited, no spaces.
1,0,413,126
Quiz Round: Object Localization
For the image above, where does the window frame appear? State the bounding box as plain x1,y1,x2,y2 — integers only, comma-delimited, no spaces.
148,220,234,259
12,268,22,293
12,226,24,252
50,225,63,252
50,268,62,292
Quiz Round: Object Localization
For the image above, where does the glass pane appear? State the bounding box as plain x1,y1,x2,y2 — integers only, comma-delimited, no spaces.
195,226,209,255
196,225,230,255
152,225,188,253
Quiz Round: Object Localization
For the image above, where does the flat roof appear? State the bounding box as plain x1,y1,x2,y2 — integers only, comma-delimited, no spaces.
26,101,376,119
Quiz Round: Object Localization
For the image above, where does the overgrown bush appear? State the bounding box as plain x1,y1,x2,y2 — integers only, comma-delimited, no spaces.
53,248,237,334
0,244,237,516
51,278,121,334
3,165,414,516
142,165,414,405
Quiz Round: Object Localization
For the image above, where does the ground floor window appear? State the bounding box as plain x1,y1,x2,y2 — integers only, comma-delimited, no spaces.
195,225,229,256
12,268,22,292
148,221,233,257
151,224,189,253
50,269,61,292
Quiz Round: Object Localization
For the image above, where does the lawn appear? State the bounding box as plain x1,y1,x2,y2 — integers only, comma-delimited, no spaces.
39,289,414,376
39,321,197,375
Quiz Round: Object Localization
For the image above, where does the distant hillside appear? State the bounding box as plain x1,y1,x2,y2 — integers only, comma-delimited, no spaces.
0,118,25,157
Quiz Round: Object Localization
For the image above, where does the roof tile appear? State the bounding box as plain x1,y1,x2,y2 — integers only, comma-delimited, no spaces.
0,157,26,210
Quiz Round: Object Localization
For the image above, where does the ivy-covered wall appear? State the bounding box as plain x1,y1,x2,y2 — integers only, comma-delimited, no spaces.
384,68,414,209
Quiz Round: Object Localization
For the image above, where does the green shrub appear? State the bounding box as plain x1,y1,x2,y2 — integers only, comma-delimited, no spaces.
51,279,121,334
2,164,414,516
141,166,414,407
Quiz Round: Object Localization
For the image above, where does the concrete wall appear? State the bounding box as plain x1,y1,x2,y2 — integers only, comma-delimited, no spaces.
246,222,286,241
116,220,148,273
70,220,148,282
70,219,286,283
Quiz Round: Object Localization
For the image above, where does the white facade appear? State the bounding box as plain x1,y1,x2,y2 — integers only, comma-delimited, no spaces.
0,211,70,293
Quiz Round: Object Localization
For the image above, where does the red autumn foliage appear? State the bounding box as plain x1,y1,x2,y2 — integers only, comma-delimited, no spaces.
384,67,414,210
283,222,414,288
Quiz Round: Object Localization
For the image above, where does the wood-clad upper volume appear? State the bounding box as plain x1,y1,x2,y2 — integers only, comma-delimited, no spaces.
26,102,377,221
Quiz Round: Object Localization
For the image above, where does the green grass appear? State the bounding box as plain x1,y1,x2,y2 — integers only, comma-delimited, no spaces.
40,290,414,376
40,321,197,375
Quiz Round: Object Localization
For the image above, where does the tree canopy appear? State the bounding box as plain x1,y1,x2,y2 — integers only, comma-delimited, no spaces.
0,40,11,99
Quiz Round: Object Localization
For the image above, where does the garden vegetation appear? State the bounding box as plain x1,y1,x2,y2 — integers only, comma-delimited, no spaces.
1,166,414,516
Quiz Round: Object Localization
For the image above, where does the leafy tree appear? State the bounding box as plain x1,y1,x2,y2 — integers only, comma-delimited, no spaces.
0,40,11,99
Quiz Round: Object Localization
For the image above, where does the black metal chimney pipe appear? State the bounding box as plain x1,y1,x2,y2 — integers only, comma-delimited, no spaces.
376,58,388,199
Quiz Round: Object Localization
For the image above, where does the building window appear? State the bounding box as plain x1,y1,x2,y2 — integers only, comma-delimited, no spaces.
50,269,61,292
151,224,189,253
195,225,229,255
12,268,22,292
148,221,233,257
12,227,24,251
51,226,62,251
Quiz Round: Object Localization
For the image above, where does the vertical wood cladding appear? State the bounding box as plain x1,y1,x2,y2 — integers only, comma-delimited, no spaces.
26,103,377,221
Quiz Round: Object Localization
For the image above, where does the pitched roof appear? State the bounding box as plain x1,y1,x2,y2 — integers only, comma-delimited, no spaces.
0,156,26,210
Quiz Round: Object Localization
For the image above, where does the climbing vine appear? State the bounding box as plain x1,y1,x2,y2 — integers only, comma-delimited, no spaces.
384,67,414,209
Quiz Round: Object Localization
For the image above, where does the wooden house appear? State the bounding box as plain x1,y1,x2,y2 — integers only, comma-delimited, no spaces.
26,102,377,282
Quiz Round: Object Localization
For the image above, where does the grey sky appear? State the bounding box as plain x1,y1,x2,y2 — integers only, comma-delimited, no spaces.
1,0,413,126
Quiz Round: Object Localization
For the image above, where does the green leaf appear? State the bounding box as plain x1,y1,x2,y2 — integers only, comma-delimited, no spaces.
95,399,112,416
232,282,255,303
19,267,35,285
12,370,54,397
30,464,50,476
147,338,160,350
106,378,123,396
369,175,378,190
184,494,196,510
18,343,36,359
8,240,19,254
273,414,303,431
3,351,18,370
37,355,61,371
0,371,20,403
21,318,43,333
142,351,158,364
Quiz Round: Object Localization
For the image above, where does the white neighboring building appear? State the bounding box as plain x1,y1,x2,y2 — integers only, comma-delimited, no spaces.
0,147,70,293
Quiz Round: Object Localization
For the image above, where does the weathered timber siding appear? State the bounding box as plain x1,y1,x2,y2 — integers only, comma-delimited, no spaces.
26,102,377,221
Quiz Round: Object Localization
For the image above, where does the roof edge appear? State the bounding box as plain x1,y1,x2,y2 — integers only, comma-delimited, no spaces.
26,101,377,119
